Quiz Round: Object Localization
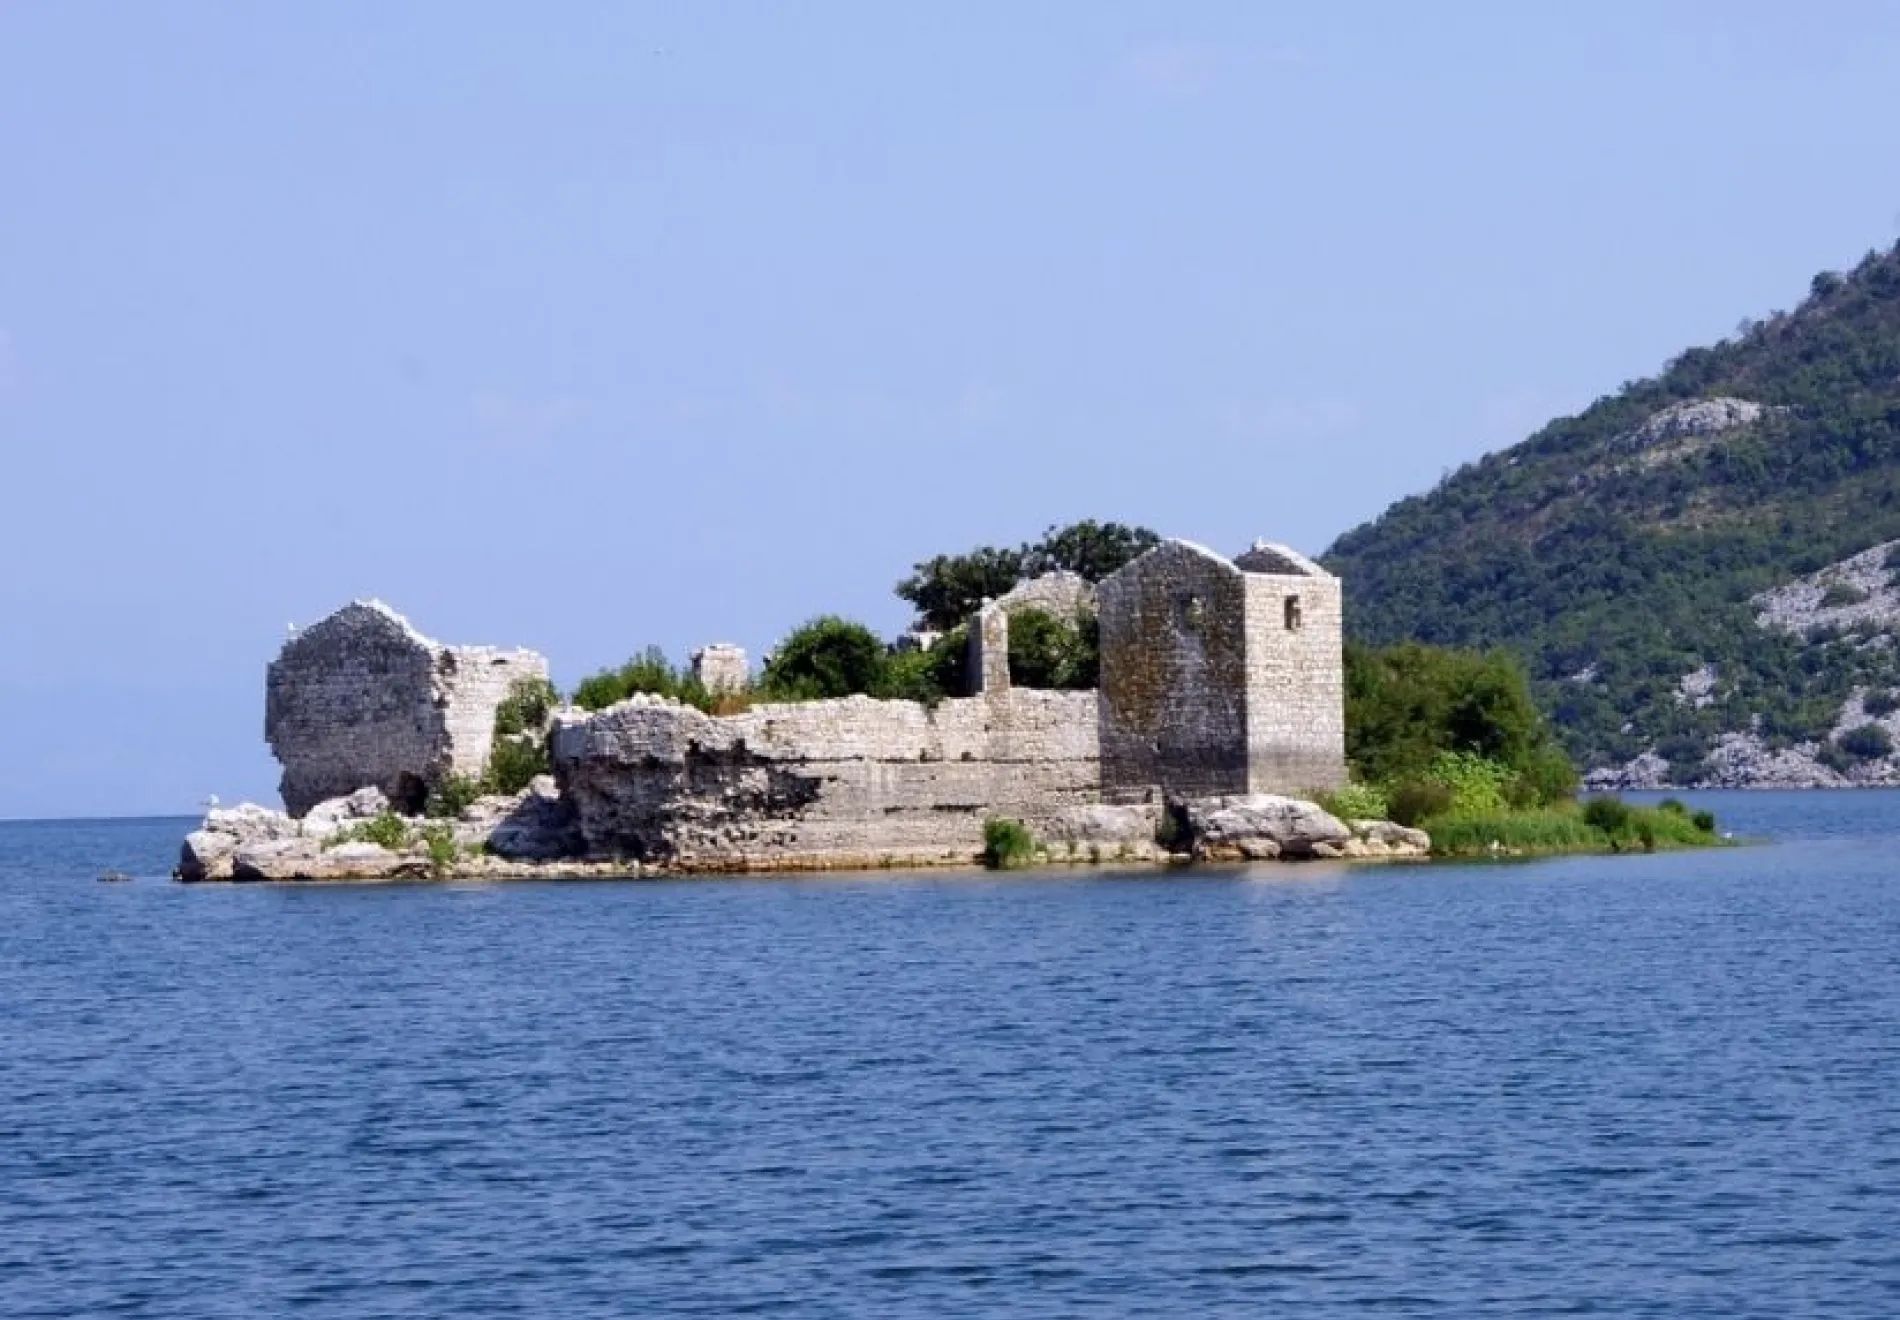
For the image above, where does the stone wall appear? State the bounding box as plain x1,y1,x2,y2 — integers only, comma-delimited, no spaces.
1097,541,1252,800
550,689,1101,869
1241,567,1347,793
1095,539,1346,802
968,571,1098,695
265,600,547,815
691,644,749,693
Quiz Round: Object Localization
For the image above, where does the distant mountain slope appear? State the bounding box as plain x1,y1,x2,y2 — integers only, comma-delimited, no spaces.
1322,241,1900,786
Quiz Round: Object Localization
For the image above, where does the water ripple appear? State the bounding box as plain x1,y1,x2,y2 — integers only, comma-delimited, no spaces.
2,802,1899,1316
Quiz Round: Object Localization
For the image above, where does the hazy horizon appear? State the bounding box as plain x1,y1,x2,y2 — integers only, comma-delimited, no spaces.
7,1,1900,816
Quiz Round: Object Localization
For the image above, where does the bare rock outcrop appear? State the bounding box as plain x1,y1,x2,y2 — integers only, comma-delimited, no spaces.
1181,794,1355,861
175,779,589,881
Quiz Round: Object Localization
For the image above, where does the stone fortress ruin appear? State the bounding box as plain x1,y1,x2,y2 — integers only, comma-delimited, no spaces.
196,536,1401,880
266,601,548,816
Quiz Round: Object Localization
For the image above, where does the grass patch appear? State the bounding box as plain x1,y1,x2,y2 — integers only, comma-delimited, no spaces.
981,818,1038,870
1425,799,1723,858
325,811,412,851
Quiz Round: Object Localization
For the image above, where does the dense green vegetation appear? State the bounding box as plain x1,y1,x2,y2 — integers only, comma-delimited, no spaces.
1005,609,1099,690
758,616,889,701
897,520,1158,630
1331,640,1719,854
571,646,726,713
1323,241,1900,773
1344,641,1577,806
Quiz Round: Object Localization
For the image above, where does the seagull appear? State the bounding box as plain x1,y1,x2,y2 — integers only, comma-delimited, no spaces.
202,794,220,810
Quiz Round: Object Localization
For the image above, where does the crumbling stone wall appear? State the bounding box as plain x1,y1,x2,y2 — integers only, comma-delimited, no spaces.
550,689,1101,869
265,600,548,815
968,571,1098,695
691,644,749,693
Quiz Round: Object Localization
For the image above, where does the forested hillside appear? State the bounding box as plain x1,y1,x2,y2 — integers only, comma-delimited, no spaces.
1323,240,1900,785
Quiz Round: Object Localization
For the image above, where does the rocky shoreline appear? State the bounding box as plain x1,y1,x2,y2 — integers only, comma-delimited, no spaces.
175,780,1430,883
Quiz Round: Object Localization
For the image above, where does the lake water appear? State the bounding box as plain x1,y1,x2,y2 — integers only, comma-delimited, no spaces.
3,793,1898,1317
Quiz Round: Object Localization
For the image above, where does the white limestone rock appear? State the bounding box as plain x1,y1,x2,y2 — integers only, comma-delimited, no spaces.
1183,794,1352,861
301,786,393,839
178,830,239,882
1343,819,1431,858
230,838,430,882
178,801,300,880
461,775,581,861
204,802,300,844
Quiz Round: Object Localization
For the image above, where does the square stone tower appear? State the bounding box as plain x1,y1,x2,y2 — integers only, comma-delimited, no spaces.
1096,539,1345,801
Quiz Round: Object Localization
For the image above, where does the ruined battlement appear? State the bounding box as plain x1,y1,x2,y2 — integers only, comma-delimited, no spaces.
250,536,1347,868
265,600,548,816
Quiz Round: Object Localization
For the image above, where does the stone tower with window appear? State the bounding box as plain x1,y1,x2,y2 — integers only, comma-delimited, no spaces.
1095,539,1346,801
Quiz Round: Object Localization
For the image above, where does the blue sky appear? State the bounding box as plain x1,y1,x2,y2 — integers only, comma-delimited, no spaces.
4,1,1900,817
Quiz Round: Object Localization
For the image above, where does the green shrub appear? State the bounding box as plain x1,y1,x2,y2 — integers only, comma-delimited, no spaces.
1820,581,1869,608
1344,640,1573,794
328,811,412,851
493,677,559,737
418,822,458,877
877,647,949,705
1005,609,1099,690
895,520,1159,630
1837,722,1893,760
571,646,680,712
1506,743,1583,807
425,773,485,819
1318,782,1389,821
1865,689,1900,718
1388,781,1453,827
760,616,888,701
1428,751,1514,815
486,735,548,795
571,647,753,715
1657,797,1689,816
981,818,1038,870
1582,795,1632,834
1692,809,1717,833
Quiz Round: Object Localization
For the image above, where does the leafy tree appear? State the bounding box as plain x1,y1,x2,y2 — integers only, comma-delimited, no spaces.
895,547,1026,632
1023,520,1160,580
1345,640,1577,804
760,616,888,701
896,520,1160,630
1005,609,1099,690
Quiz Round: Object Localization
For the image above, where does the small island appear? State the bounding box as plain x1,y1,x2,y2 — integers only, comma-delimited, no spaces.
176,524,1718,882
